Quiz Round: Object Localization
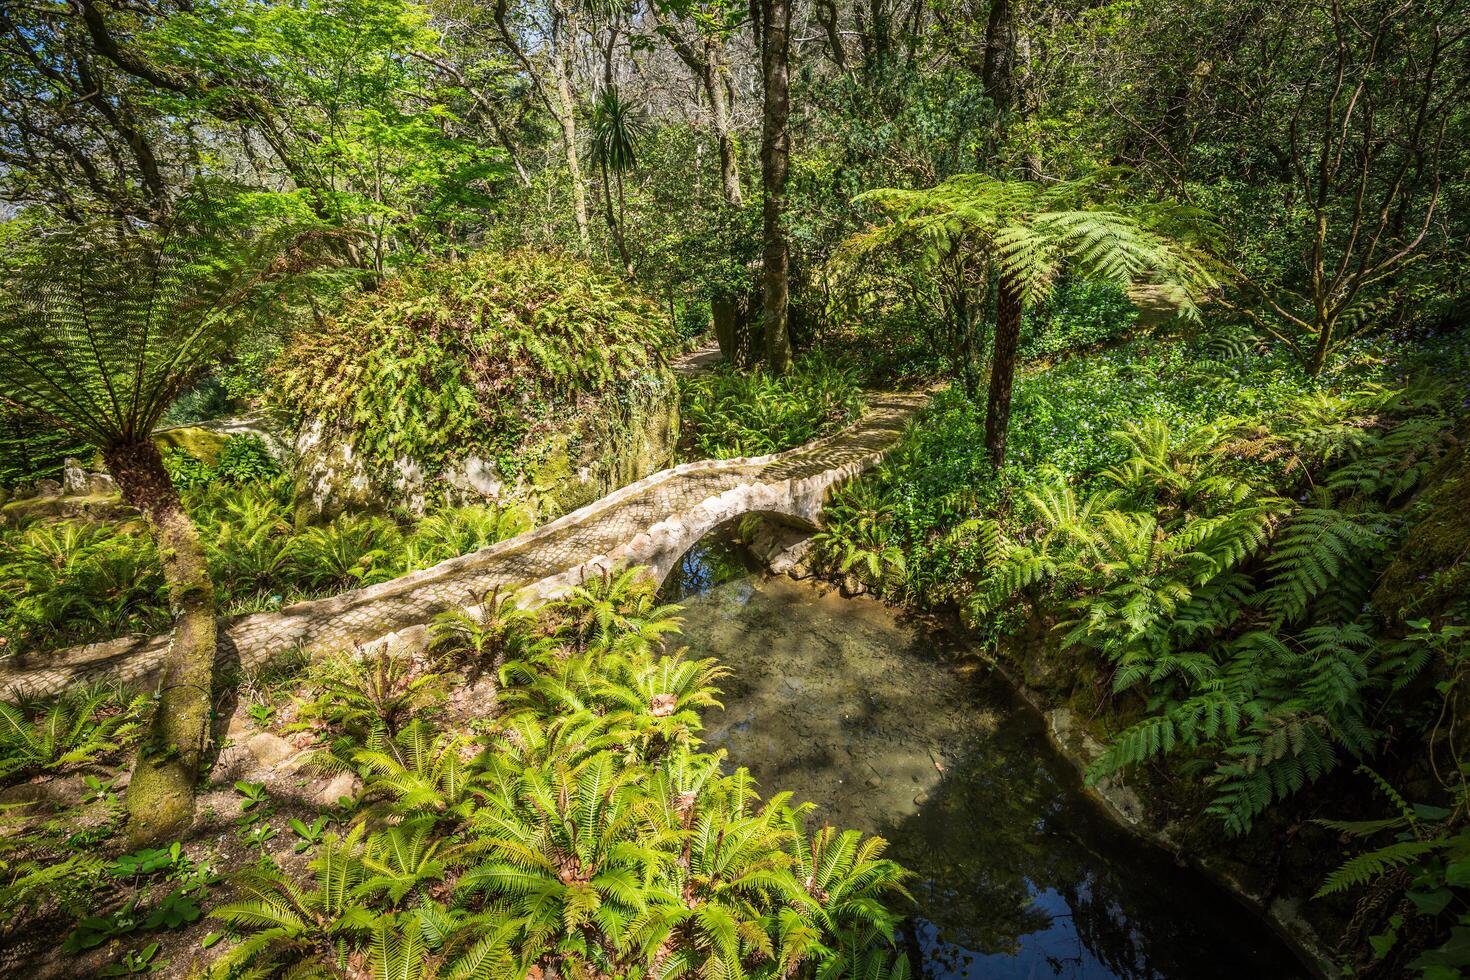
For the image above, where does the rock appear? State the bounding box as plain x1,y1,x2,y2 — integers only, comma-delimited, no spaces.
0,773,89,811
33,478,61,498
865,776,882,789
246,731,297,767
839,573,867,598
210,744,257,783
444,456,505,501
768,538,815,577
1046,707,1147,827
86,472,117,495
913,791,930,806
62,458,88,495
227,712,253,740
317,772,361,808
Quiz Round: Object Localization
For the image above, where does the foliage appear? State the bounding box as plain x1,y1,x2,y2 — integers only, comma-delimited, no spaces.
272,249,674,479
0,406,91,487
0,211,330,450
0,520,170,652
839,171,1217,397
812,480,908,594
966,383,1457,833
0,476,533,654
204,566,912,978
0,686,147,785
681,355,864,459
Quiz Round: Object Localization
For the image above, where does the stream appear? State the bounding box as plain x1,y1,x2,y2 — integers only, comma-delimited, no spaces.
660,531,1310,980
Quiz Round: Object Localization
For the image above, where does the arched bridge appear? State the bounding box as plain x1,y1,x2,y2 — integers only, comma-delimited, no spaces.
0,392,927,698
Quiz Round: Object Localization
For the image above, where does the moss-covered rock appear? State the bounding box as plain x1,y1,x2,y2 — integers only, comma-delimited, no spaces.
274,249,679,514
1375,424,1470,621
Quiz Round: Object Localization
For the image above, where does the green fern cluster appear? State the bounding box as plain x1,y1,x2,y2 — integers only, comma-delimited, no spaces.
0,684,148,786
271,249,674,479
1,474,533,654
812,479,909,593
680,355,865,460
205,566,912,979
968,385,1457,833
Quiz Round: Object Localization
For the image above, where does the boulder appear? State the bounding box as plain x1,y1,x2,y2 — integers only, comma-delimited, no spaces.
62,458,88,495
86,472,117,495
245,731,297,768
33,478,61,498
317,772,361,808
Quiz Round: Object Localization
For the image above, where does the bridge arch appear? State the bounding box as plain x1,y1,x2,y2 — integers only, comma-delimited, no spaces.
655,509,820,595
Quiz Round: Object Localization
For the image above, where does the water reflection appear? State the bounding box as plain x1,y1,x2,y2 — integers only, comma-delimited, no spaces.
662,535,1308,980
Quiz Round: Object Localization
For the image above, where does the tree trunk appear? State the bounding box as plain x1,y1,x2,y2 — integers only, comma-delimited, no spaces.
985,275,1024,468
1307,316,1334,378
103,439,216,846
599,156,633,273
704,52,743,208
759,0,793,373
551,37,591,252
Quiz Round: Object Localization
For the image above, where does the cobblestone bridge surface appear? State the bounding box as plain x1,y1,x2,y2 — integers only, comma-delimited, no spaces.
0,392,927,698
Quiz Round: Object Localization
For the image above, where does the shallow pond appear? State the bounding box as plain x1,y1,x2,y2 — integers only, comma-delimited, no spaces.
662,534,1310,980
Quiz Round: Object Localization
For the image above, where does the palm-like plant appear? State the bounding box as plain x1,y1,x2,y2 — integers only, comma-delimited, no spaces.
353,722,479,826
549,565,683,657
589,84,643,274
205,828,377,979
429,585,545,675
594,650,727,759
0,217,327,845
457,749,671,973
290,514,402,592
406,505,532,569
785,818,911,959
633,765,803,977
847,172,1217,466
359,818,450,907
297,647,450,752
0,687,147,784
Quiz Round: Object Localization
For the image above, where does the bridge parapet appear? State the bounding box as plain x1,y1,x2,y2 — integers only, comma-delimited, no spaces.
0,392,927,698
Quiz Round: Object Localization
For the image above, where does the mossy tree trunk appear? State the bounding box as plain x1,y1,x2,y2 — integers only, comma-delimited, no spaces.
104,438,216,846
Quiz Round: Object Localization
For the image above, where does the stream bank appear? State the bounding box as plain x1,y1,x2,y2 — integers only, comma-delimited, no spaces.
662,532,1315,979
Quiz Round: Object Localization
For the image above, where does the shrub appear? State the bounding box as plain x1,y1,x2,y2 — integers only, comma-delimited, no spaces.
0,521,169,654
271,249,674,478
212,436,279,485
681,355,864,459
163,434,279,491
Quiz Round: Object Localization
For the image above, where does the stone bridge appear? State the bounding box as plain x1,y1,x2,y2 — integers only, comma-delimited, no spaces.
0,392,928,698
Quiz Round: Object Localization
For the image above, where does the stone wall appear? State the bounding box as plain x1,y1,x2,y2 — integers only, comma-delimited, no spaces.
294,368,680,517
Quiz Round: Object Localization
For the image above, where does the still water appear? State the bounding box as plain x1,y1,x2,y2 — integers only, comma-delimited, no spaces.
661,534,1309,980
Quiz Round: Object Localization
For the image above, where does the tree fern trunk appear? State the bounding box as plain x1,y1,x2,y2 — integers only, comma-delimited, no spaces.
986,274,1024,468
104,438,216,846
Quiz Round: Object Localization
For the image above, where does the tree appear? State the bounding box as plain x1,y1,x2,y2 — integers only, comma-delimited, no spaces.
0,218,325,845
755,0,793,372
847,173,1216,466
488,0,594,251
648,0,745,209
1223,1,1468,377
1070,1,1469,378
590,85,640,275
